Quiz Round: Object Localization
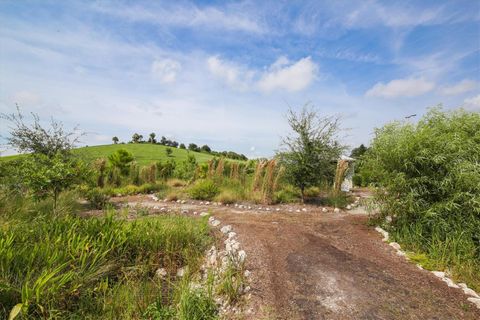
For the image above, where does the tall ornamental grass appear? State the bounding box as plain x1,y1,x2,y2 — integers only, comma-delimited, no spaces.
363,108,480,289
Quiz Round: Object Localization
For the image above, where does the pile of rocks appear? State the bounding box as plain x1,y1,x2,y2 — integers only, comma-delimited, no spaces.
200,214,252,316
374,226,480,309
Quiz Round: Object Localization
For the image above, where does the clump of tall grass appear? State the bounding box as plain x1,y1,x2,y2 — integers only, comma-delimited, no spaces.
0,193,212,319
188,179,219,201
333,159,349,194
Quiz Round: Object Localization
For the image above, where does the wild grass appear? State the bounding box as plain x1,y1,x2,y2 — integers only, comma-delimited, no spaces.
0,192,213,319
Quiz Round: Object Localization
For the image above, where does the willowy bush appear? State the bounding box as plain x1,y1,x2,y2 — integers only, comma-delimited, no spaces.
363,107,480,289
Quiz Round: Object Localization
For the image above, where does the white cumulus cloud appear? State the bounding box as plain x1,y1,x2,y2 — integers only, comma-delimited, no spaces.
441,79,477,95
207,56,253,90
151,58,181,84
365,77,435,98
257,57,317,92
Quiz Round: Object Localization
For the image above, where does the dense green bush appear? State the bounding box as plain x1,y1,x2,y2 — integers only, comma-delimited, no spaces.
363,107,480,289
188,179,219,201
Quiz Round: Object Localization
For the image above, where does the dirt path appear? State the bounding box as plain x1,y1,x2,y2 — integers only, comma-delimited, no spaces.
107,196,480,319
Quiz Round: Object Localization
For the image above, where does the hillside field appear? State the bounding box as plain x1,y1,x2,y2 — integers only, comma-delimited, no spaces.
0,143,217,166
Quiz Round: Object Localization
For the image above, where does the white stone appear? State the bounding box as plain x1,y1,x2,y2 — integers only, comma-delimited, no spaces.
208,216,215,222
266,208,271,211
334,208,340,213
155,268,167,279
176,200,181,203
244,286,251,293
244,270,251,277
210,219,221,227
176,267,185,277
396,250,406,257
432,271,445,278
346,205,352,210
443,278,459,288
276,208,280,211
181,209,188,214
193,211,198,215
181,200,186,204
295,209,300,213
227,232,237,239
206,201,210,205
458,283,468,289
221,225,232,234
389,242,401,250
416,264,423,270
463,287,480,298
200,212,209,217
467,297,480,309
238,250,247,262
200,202,204,205
322,207,328,213
302,208,307,212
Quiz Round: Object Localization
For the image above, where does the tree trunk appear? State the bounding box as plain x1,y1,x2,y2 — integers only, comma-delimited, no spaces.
300,186,305,203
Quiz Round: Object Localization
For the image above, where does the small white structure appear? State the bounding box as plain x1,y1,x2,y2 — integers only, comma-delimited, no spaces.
339,155,355,192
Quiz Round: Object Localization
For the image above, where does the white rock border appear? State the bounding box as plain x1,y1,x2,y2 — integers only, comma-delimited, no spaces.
202,215,252,316
375,226,480,310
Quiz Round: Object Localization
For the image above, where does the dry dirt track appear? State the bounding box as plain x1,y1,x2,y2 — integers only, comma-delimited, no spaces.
107,196,480,319
213,209,480,319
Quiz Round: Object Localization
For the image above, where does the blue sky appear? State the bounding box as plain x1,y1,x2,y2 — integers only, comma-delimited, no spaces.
1,0,479,157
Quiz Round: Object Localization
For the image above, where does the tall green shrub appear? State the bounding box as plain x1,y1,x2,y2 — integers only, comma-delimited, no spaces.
363,107,480,287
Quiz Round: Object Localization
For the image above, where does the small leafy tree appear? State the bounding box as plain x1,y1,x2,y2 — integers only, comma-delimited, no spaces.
131,133,143,143
201,144,211,153
179,143,186,149
20,153,87,209
188,143,199,152
148,132,156,144
277,105,344,202
160,136,167,145
1,107,88,209
108,149,134,175
350,144,368,158
112,136,119,144
165,147,173,157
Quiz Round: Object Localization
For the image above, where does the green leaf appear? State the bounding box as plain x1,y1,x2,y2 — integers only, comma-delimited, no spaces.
8,304,22,320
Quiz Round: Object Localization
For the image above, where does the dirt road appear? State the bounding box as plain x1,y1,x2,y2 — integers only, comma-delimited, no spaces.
109,196,480,319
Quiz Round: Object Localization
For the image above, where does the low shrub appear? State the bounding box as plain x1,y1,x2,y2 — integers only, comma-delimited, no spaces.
274,185,300,203
167,178,187,188
214,190,237,204
188,180,219,201
303,186,320,198
319,191,351,208
85,187,110,209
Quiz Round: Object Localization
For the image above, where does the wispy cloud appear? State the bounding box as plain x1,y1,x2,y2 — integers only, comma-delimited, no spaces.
151,58,181,84
91,1,265,34
441,79,478,95
366,78,435,98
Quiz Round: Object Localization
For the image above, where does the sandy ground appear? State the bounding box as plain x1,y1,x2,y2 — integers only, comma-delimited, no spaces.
91,195,480,319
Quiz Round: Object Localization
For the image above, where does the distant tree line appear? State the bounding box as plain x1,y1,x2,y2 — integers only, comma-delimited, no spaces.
111,133,248,161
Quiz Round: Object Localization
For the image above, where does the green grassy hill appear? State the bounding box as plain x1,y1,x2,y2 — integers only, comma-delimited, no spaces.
1,144,217,166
